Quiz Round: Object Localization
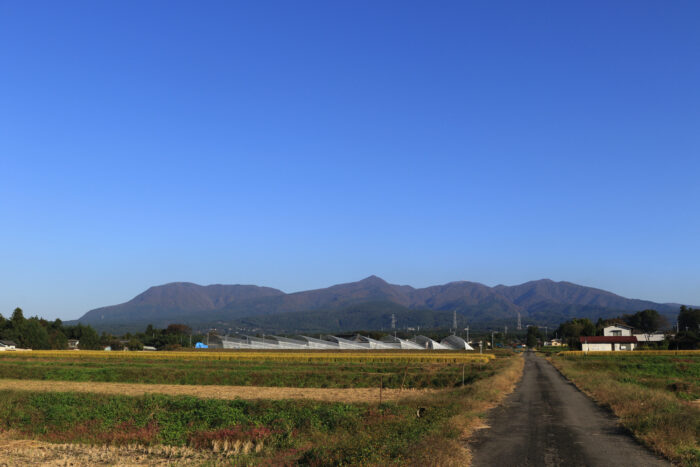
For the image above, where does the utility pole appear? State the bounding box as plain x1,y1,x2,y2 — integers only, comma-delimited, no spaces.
465,326,469,343
391,313,396,331
453,310,457,335
491,331,494,350
517,312,522,331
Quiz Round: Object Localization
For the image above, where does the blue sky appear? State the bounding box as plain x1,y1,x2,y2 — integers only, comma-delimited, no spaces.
1,1,699,320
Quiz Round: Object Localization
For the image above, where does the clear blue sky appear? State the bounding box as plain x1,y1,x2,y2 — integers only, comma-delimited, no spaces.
1,1,699,320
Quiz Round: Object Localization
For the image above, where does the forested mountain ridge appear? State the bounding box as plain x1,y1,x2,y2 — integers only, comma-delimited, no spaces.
71,276,685,333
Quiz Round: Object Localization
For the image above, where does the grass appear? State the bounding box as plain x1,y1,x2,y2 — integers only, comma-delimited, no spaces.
0,354,494,389
550,353,700,466
0,353,524,465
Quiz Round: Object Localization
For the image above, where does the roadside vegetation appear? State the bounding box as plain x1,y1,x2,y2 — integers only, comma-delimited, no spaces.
550,352,700,466
0,352,523,465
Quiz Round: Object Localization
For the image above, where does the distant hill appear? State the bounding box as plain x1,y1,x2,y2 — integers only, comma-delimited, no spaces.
71,276,686,333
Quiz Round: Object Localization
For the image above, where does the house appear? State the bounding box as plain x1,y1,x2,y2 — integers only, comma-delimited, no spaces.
580,336,637,352
67,339,79,350
604,324,665,343
0,340,17,351
603,324,633,337
544,339,564,347
633,332,666,343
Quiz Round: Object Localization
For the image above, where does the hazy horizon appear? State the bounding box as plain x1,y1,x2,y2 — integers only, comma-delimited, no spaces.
2,1,699,321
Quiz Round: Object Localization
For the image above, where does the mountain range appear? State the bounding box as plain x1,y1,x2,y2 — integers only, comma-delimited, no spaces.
72,276,686,334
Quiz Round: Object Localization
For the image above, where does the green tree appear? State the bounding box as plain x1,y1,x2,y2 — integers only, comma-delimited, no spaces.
678,306,700,332
77,325,101,350
48,329,68,349
19,319,50,349
556,318,595,348
526,326,541,348
127,337,144,351
11,307,25,327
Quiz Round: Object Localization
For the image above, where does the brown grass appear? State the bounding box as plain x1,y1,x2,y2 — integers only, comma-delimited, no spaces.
0,431,227,466
550,356,700,466
0,378,430,403
407,354,525,466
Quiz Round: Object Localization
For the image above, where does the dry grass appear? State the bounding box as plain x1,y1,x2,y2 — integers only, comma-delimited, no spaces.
0,378,430,403
407,353,525,466
550,356,700,466
0,431,227,466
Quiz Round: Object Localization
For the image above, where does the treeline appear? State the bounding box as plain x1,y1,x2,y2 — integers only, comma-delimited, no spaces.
555,306,699,349
0,308,101,350
1,308,206,351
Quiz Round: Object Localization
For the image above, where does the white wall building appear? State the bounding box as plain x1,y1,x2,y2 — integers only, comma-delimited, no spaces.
602,325,633,337
580,336,637,352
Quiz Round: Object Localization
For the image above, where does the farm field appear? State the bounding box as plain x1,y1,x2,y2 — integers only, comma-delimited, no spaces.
550,352,700,466
0,350,494,389
0,350,521,465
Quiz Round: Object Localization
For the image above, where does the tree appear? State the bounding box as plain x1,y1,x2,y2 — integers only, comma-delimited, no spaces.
526,326,541,348
556,318,595,348
678,306,700,332
77,325,101,350
48,329,68,350
625,309,668,341
11,307,25,327
18,319,50,349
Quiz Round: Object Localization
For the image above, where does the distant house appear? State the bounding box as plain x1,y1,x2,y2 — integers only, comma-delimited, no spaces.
142,345,157,351
581,336,637,352
0,340,17,351
604,324,665,343
67,339,79,350
544,339,564,347
634,332,665,343
603,324,633,337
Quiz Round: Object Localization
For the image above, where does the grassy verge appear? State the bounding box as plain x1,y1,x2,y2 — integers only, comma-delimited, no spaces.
550,354,700,466
0,354,523,465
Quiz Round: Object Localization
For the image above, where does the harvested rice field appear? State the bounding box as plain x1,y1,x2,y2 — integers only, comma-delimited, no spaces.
0,350,523,465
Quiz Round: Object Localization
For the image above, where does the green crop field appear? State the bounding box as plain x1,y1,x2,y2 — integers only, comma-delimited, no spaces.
550,353,700,466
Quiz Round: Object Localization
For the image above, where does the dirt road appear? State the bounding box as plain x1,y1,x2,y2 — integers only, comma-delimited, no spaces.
0,378,427,403
469,352,669,466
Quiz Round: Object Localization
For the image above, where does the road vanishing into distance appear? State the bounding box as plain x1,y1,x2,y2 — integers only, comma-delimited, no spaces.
469,352,669,467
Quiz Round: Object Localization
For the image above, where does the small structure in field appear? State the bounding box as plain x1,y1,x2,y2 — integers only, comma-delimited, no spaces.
544,339,564,347
67,339,79,350
441,335,474,350
580,336,637,352
0,340,17,350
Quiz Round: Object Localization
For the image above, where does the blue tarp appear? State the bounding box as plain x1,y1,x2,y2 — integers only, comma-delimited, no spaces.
195,342,208,349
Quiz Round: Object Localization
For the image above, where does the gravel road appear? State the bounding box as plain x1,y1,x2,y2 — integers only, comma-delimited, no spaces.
469,351,669,466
